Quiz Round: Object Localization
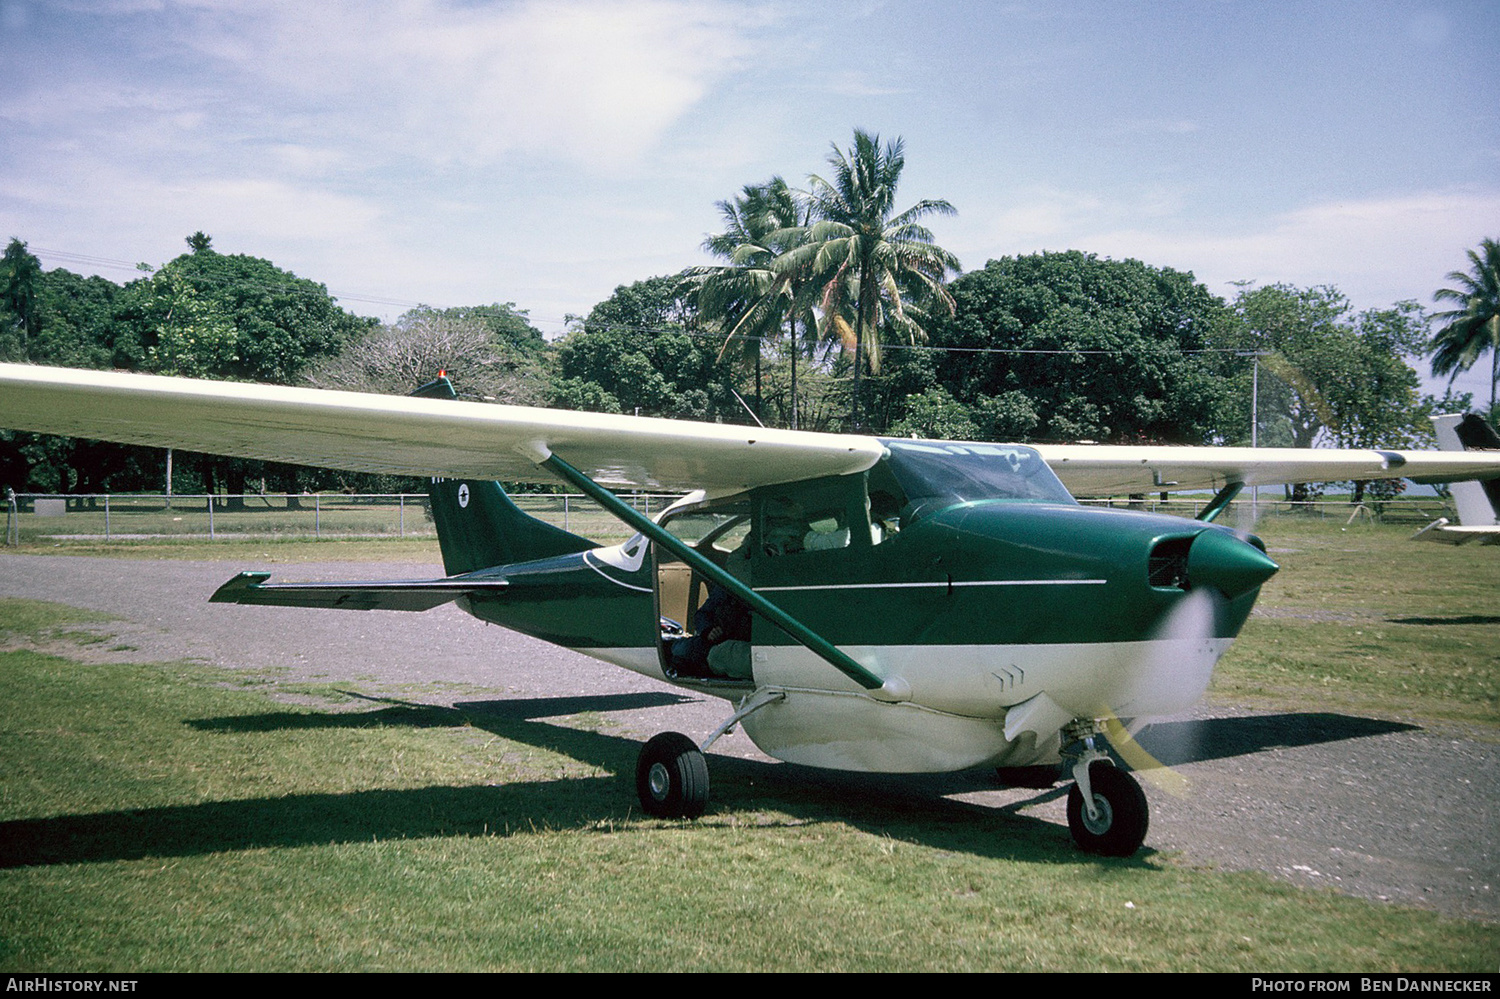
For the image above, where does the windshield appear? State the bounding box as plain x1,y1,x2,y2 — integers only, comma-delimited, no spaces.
878,439,1075,518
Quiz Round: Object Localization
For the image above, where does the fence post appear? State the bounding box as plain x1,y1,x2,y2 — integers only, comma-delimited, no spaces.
563,494,569,533
104,494,110,541
315,494,320,537
208,494,215,539
399,494,405,536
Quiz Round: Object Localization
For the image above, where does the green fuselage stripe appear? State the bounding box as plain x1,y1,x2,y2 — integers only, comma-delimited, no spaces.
539,451,885,690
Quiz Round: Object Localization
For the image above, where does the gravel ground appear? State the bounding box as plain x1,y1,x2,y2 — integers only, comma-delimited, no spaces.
2,551,1494,922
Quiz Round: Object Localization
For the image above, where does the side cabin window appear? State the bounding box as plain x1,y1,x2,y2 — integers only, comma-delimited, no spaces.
866,459,909,546
754,475,871,558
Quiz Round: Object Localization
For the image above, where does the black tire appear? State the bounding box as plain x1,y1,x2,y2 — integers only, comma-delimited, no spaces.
636,732,710,819
1066,763,1148,857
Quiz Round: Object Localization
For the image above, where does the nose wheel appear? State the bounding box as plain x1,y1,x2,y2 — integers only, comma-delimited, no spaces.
1060,720,1149,856
1066,760,1148,857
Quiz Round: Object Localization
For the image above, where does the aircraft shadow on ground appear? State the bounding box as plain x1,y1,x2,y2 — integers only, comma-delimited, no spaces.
1385,614,1500,626
1131,712,1417,769
0,692,1085,870
0,697,1413,872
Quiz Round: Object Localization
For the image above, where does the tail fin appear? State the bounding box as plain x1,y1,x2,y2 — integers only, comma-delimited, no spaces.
1432,413,1500,527
411,373,597,575
427,479,597,575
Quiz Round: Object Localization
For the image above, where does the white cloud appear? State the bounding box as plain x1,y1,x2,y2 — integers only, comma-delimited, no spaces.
161,0,759,170
1081,189,1500,309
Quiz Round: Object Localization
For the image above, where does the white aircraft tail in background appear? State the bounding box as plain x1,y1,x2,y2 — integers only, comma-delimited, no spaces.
1414,414,1500,546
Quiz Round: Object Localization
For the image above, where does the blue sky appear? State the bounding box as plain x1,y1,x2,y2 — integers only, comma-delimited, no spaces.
2,0,1497,400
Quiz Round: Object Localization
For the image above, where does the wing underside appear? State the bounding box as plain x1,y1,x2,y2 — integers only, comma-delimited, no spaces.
1035,443,1500,495
0,364,885,495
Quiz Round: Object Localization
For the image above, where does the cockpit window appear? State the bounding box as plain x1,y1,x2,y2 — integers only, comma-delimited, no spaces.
878,440,1075,522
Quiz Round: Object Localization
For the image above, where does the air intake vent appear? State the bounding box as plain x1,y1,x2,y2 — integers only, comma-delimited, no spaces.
1148,536,1194,589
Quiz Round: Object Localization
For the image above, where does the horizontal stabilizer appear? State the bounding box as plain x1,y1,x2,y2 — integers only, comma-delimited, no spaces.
1412,519,1500,546
209,570,508,611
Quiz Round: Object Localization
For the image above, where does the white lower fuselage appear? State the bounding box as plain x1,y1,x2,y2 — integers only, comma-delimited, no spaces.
578,635,1233,772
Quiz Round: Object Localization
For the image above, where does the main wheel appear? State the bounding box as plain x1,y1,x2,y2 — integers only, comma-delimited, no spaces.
1066,763,1148,857
636,732,710,819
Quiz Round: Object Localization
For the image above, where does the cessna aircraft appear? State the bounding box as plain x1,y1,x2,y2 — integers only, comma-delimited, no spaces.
4,361,1500,857
1412,413,1500,546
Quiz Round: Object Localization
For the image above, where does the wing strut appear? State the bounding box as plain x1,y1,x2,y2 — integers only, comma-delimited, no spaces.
1196,481,1244,523
532,446,901,698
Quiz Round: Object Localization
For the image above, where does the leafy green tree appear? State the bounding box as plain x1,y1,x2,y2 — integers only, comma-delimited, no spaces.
28,269,119,370
1429,238,1500,412
928,251,1231,445
107,238,375,504
0,238,43,358
1227,285,1427,450
114,240,373,383
551,274,743,422
1224,284,1429,501
886,386,979,440
133,264,239,377
777,130,960,428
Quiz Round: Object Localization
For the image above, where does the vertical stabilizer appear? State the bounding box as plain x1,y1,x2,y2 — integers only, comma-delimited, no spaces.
410,374,597,575
1432,414,1500,527
427,479,597,575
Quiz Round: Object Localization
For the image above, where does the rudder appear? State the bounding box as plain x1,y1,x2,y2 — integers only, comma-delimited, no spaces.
410,373,597,575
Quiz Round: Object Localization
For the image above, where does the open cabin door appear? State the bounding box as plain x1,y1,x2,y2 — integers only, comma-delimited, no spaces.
651,501,755,682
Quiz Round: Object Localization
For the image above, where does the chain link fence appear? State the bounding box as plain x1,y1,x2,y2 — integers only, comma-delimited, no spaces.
4,492,684,545
4,490,1457,547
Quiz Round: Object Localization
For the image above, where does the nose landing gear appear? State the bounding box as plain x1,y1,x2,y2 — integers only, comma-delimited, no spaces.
1061,721,1149,857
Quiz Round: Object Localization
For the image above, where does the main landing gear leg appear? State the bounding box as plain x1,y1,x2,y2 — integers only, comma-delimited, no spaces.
1060,719,1149,857
634,690,786,820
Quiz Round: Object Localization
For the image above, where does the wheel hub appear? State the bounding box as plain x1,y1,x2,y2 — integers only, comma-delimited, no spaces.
1080,793,1113,835
647,761,671,800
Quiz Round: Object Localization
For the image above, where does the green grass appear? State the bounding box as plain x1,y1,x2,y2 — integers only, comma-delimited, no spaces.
0,598,116,641
0,598,1495,971
1207,517,1500,730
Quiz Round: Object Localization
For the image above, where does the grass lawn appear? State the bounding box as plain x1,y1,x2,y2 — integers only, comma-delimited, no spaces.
1209,515,1500,731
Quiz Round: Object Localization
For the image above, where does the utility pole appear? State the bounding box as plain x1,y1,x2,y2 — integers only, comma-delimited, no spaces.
1251,352,1259,522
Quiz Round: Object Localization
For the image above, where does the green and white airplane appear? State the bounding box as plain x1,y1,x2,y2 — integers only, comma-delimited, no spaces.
5,362,1500,856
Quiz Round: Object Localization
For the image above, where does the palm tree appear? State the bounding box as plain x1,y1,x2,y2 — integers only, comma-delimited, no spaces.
778,130,960,428
1430,238,1500,412
696,178,816,426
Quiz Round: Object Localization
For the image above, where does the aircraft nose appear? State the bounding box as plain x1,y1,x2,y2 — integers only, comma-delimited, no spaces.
1186,529,1279,598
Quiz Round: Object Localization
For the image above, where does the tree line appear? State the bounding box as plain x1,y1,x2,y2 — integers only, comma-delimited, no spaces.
2,130,1496,502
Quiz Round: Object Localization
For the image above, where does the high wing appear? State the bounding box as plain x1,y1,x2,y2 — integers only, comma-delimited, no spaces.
0,364,883,496
3,363,1500,495
1033,443,1500,495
